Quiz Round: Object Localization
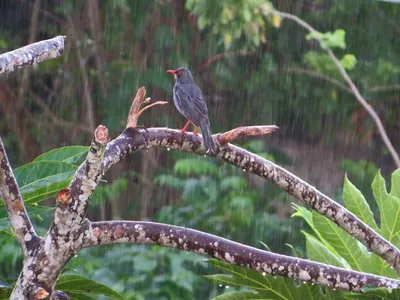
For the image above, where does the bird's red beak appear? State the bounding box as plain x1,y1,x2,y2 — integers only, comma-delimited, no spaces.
166,70,176,75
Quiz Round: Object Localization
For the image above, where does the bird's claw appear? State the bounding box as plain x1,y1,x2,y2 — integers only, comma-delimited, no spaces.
180,129,188,136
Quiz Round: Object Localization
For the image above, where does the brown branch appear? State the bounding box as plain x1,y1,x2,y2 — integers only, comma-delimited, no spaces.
218,125,279,145
81,220,400,292
100,126,400,276
17,0,41,101
0,138,40,257
126,87,167,128
273,9,400,168
68,16,96,131
0,36,65,74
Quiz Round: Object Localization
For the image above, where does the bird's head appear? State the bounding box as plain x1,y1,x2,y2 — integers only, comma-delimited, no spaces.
166,67,194,84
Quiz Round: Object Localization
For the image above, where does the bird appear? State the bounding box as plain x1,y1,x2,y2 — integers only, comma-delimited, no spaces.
167,67,217,154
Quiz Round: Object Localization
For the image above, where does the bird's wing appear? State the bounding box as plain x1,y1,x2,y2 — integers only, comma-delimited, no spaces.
174,84,209,124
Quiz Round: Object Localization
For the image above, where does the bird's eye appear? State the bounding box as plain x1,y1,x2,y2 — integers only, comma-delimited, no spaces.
176,71,182,77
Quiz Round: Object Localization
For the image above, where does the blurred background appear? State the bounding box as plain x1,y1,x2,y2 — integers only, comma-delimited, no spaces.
0,0,399,299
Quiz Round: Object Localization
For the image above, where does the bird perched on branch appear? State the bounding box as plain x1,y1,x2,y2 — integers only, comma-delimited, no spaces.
167,67,216,154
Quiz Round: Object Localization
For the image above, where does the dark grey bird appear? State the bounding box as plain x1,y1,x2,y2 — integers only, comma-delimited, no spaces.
167,67,216,154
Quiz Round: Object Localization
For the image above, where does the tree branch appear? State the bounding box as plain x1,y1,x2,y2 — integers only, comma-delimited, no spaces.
273,9,400,168
0,36,65,75
100,126,400,275
81,220,400,292
0,138,40,257
126,87,167,128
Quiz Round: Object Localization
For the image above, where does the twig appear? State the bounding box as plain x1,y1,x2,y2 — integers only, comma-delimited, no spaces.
81,220,400,292
126,87,167,128
0,138,40,257
273,9,400,168
219,125,279,145
0,36,65,75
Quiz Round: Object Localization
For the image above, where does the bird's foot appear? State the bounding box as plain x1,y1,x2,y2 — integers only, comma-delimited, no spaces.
193,127,199,136
180,129,188,136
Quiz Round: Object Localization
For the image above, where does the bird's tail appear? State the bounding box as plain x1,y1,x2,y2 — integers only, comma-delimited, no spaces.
200,118,216,154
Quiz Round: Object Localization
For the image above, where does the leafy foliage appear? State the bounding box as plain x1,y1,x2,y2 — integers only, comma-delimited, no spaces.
206,169,400,299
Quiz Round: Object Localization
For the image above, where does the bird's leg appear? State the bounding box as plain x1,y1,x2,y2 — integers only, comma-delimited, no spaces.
180,120,191,135
192,127,199,136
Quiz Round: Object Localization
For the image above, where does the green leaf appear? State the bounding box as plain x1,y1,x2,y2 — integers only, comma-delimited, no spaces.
372,171,400,246
212,291,271,300
174,159,219,177
311,212,368,271
391,169,400,198
33,146,88,164
343,175,378,231
304,232,350,269
62,292,96,300
340,54,357,70
56,274,124,300
206,259,324,300
14,161,77,187
0,205,54,233
10,161,77,204
306,29,346,49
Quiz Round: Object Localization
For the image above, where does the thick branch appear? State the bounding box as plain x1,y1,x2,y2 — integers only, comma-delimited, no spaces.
0,138,40,257
81,220,400,292
50,125,108,239
100,127,400,275
274,9,400,168
0,36,65,75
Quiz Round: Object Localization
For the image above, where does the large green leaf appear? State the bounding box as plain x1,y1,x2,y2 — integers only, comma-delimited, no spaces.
304,232,350,269
20,171,75,204
343,175,378,232
391,169,400,199
213,291,272,299
33,146,88,164
0,205,54,234
56,274,124,300
372,171,400,246
14,161,77,187
11,161,77,204
311,212,368,272
206,259,324,300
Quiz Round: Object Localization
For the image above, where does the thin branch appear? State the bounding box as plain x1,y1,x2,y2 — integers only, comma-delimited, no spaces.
0,138,40,257
68,16,96,131
0,36,65,75
274,9,400,168
126,87,168,128
100,126,400,275
219,125,279,145
18,0,41,101
82,220,400,292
